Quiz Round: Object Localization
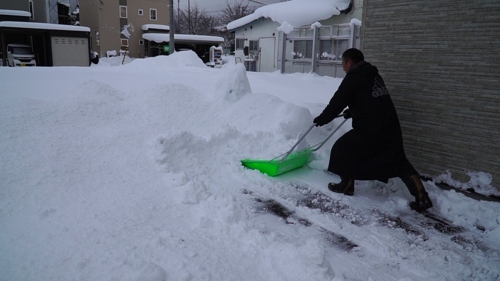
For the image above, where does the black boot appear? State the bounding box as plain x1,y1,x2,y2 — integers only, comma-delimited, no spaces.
401,175,433,212
328,178,354,196
409,195,433,213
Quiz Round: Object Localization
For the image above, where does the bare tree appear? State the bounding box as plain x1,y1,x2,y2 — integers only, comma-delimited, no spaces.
173,1,255,50
216,1,255,50
219,0,255,26
175,5,218,35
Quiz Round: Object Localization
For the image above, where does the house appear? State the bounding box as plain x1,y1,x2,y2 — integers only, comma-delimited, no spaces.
0,1,91,67
79,0,169,59
0,0,79,23
227,0,362,77
361,0,500,190
0,20,91,66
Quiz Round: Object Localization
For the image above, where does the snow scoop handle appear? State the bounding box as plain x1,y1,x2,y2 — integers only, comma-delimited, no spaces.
310,118,348,152
277,113,347,162
278,124,315,162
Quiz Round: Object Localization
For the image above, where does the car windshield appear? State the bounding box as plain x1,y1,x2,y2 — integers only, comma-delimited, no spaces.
13,47,33,54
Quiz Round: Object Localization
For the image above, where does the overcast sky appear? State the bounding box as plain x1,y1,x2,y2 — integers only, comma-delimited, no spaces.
177,0,283,14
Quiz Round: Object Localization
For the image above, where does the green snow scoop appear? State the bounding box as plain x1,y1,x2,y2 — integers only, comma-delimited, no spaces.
241,116,348,176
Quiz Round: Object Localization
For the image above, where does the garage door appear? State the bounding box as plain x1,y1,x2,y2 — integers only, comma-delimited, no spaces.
51,36,89,66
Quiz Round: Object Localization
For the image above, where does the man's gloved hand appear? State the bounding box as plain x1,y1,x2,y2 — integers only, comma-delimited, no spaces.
313,116,325,127
343,109,351,119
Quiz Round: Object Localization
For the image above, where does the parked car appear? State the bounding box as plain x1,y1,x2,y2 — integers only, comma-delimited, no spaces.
7,44,36,67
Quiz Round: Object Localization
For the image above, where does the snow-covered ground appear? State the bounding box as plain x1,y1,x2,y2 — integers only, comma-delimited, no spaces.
1,52,499,281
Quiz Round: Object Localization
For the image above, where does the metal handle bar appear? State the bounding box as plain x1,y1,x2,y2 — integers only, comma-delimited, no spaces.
277,124,315,162
271,114,347,162
309,118,348,152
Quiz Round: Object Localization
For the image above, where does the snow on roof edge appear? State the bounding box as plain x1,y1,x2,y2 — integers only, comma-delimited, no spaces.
142,33,224,44
0,21,90,32
142,24,170,31
227,0,351,30
0,9,31,17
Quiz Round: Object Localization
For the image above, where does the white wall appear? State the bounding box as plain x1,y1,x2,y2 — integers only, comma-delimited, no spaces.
233,18,280,72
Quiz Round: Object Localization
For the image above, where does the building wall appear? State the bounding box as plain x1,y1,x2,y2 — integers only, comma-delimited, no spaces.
0,0,28,12
79,0,100,54
127,1,169,58
33,0,48,23
361,0,500,189
80,0,169,58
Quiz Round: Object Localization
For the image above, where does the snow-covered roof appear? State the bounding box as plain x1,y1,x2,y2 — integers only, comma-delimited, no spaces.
0,21,90,32
0,9,31,17
227,0,351,30
142,24,170,31
142,33,224,44
6,43,31,48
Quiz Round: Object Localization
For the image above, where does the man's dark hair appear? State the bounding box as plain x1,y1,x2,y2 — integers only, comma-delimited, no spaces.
342,48,364,64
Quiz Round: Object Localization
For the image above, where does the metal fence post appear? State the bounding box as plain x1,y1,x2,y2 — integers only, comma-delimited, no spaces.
280,31,286,74
311,25,319,74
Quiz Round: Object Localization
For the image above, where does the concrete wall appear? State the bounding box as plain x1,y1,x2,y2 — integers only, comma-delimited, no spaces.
361,0,500,189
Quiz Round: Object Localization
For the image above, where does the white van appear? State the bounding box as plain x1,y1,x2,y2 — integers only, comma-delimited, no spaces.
7,44,36,67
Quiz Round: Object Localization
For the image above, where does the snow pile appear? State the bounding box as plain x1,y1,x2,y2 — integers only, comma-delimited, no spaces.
214,63,252,102
125,51,207,70
435,170,500,197
1,52,499,281
278,21,294,34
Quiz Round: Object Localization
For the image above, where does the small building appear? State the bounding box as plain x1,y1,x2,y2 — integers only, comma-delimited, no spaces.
227,0,362,77
0,20,91,66
140,24,224,63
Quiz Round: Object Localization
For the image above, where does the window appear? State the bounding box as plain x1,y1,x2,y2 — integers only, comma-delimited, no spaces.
150,9,157,20
319,40,333,60
138,9,143,16
57,3,70,24
121,39,129,47
29,0,34,20
139,40,144,45
292,40,313,60
235,38,245,50
95,31,100,46
249,40,259,52
120,6,127,18
291,27,314,38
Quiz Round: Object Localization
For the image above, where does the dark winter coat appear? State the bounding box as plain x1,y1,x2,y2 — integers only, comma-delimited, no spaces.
314,61,416,180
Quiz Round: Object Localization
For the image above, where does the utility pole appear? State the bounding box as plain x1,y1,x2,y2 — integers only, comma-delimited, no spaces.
169,0,175,54
188,0,191,34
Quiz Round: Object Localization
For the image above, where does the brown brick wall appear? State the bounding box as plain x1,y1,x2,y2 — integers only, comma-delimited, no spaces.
361,0,500,189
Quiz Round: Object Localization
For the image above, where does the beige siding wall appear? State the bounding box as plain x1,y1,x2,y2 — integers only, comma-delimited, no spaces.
127,2,169,58
99,2,121,57
361,0,500,189
80,0,169,58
